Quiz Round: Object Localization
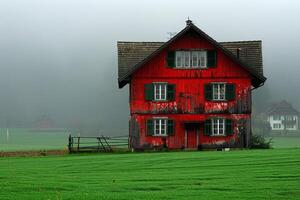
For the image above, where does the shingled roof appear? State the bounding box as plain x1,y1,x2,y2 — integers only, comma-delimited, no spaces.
268,100,299,115
118,22,266,88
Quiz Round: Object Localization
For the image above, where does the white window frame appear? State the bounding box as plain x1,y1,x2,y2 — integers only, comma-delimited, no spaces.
211,118,225,136
154,83,167,101
285,115,293,121
212,83,226,101
175,50,207,68
286,124,294,129
273,123,281,129
273,115,281,121
153,118,167,136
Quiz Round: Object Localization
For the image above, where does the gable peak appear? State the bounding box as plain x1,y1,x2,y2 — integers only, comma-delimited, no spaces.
186,18,193,26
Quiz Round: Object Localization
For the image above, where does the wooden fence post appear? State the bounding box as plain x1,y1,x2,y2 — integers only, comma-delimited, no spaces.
77,137,80,151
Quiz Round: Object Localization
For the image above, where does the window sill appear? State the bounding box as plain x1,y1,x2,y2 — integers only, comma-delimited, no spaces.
152,100,170,102
174,67,208,70
208,100,229,102
152,134,168,137
210,134,226,137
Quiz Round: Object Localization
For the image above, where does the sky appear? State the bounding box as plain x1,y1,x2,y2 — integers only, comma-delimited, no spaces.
0,0,299,134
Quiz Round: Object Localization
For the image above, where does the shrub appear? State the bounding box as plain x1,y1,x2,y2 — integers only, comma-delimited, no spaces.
251,135,272,149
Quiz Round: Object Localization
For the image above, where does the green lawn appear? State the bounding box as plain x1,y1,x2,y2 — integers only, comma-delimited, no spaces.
269,137,300,149
1,149,300,199
0,128,69,151
1,128,300,152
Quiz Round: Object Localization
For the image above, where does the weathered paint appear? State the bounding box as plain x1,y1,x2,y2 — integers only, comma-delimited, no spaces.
130,114,250,149
129,30,253,150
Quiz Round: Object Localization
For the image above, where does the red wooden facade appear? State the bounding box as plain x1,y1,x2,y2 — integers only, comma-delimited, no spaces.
118,21,266,150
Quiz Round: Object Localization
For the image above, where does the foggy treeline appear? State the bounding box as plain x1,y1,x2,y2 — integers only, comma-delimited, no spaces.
0,0,299,135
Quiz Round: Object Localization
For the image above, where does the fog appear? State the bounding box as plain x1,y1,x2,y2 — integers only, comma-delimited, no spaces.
0,0,299,134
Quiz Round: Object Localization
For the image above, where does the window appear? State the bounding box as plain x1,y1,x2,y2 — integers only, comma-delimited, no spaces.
285,116,293,121
273,115,281,121
154,83,167,101
212,118,225,135
175,51,207,68
154,118,167,136
286,124,295,129
273,123,281,129
147,119,174,136
212,83,226,100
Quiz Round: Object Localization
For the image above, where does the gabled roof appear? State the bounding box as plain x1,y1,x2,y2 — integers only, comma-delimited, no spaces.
117,22,266,88
268,100,299,115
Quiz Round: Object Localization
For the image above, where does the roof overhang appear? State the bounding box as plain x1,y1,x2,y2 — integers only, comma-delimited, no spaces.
118,23,267,89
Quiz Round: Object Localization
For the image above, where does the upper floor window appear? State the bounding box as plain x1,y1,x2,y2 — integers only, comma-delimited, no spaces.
154,83,167,101
273,123,281,129
175,51,207,68
145,83,175,101
285,115,294,121
213,83,226,100
205,83,235,101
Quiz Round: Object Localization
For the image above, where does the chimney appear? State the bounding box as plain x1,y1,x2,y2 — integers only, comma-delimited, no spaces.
236,48,242,59
186,18,193,26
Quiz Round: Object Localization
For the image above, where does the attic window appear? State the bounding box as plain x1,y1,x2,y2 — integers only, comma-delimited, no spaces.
175,51,207,68
273,115,281,121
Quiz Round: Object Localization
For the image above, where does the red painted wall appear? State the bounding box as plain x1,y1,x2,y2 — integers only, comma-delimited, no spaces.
129,30,252,149
131,114,250,149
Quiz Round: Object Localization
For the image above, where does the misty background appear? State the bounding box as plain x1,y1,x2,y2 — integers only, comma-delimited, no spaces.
0,0,299,134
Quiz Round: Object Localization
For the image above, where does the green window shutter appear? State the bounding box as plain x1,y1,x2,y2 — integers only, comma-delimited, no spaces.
204,119,212,136
207,50,217,67
167,84,176,101
225,84,235,101
144,84,154,101
225,119,233,135
146,119,154,136
205,84,213,100
167,120,175,136
167,51,175,68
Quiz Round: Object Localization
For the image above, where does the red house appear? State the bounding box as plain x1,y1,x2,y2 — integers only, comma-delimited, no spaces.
118,20,266,150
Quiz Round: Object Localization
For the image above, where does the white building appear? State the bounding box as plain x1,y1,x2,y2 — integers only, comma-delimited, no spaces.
268,100,299,131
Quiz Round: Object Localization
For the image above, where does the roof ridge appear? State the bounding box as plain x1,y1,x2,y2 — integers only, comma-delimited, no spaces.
117,41,165,43
118,23,266,88
219,40,261,43
118,40,261,44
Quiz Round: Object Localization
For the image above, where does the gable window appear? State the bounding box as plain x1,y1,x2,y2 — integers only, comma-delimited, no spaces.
175,51,207,68
213,83,226,100
273,115,281,121
154,83,167,101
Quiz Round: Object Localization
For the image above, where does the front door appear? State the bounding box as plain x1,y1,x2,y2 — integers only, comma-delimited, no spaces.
185,123,199,149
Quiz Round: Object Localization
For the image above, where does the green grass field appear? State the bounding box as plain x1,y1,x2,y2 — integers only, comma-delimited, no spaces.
0,128,69,151
1,128,300,151
0,149,300,199
269,137,300,149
